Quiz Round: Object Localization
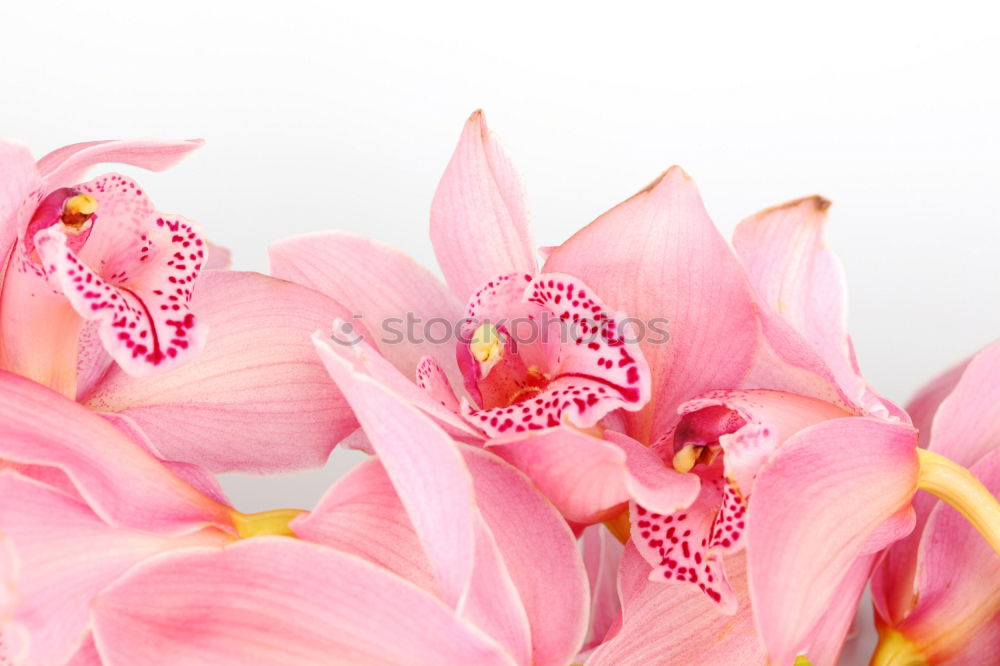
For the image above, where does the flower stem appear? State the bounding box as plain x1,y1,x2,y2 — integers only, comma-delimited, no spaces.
916,448,1000,555
232,509,305,538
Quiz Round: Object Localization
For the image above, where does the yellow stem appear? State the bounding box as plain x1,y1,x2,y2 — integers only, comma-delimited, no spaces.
916,449,1000,555
603,508,630,545
231,509,305,538
870,627,927,666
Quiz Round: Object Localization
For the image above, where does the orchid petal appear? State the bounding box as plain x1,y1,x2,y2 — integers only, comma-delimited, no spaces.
34,199,209,375
82,271,362,473
91,539,517,666
747,417,918,665
873,339,1000,623
905,354,970,446
431,111,535,298
0,140,41,274
589,545,766,665
204,241,231,269
270,231,463,380
416,356,461,411
488,425,696,524
291,456,437,591
581,525,624,649
543,167,758,443
312,332,477,609
800,553,878,666
604,430,701,516
314,323,482,441
0,471,230,666
0,371,233,533
36,138,204,190
462,446,590,665
890,448,1000,663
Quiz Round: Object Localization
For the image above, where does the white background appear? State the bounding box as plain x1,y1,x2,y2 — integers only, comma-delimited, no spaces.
2,2,997,663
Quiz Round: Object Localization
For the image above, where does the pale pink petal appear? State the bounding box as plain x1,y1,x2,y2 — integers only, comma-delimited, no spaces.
923,339,1000,467
431,111,535,299
37,138,204,190
315,322,482,441
204,241,231,269
462,445,589,666
488,426,698,525
543,167,758,444
0,471,231,666
82,271,362,473
581,525,624,648
0,371,233,533
0,255,83,396
416,356,461,411
603,430,701,516
0,140,41,274
270,231,463,381
312,332,477,609
463,515,533,665
589,545,766,665
91,539,517,666
800,553,878,666
66,635,102,666
100,411,230,505
891,448,1000,663
747,417,919,665
291,456,437,592
873,339,1000,623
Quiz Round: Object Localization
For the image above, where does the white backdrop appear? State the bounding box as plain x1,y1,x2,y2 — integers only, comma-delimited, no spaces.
2,2,997,662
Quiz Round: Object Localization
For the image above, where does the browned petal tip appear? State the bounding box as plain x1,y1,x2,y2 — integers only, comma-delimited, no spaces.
637,165,692,195
756,194,832,218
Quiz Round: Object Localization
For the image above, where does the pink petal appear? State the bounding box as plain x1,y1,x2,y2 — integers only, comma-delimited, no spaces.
416,356,461,411
291,456,438,592
747,417,919,665
0,139,41,275
66,635,101,666
0,371,233,533
589,545,766,665
431,111,536,299
733,196,895,417
82,271,362,473
0,254,84,396
34,200,209,375
270,231,462,380
873,339,1000,623
676,389,850,497
36,138,204,190
581,525,624,649
462,446,590,665
487,426,666,523
630,471,739,613
905,355,968,446
204,241,232,269
294,457,532,663
0,471,231,666
312,332,477,609
314,322,482,441
800,553,878,665
604,430,701,516
889,447,1000,662
543,167,758,444
90,539,517,666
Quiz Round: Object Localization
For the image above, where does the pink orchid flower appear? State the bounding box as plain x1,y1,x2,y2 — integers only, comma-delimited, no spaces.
0,139,362,474
552,185,1000,663
0,138,211,395
870,340,1000,664
0,339,589,665
271,111,693,524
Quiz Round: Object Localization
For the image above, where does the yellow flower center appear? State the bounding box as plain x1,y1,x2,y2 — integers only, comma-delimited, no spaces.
60,193,97,232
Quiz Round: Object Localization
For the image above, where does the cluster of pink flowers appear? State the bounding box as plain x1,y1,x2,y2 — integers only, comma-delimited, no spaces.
1,112,998,666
